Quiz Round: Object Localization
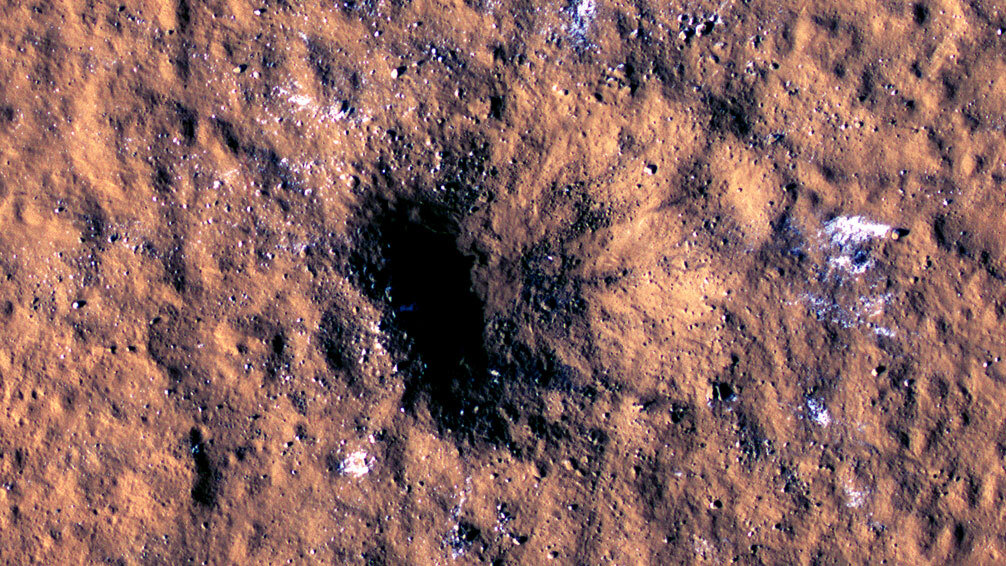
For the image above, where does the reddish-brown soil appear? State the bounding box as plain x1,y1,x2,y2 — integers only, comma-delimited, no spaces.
2,0,1006,563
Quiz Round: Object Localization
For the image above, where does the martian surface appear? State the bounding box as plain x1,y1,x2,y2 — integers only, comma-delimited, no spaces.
2,0,1006,563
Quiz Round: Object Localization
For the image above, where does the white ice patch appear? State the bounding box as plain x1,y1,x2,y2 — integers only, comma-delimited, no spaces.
566,0,596,43
802,292,889,329
823,216,891,249
274,85,354,123
843,482,869,508
798,214,898,334
443,477,474,558
821,216,891,276
872,325,897,338
288,93,314,108
339,450,371,478
827,254,872,275
858,293,889,317
806,398,831,427
692,535,716,560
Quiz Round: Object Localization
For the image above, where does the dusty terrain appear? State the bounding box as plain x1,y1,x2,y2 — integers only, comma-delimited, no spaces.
2,0,1006,563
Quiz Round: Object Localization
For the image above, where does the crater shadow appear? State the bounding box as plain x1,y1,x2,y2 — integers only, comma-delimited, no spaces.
348,201,508,445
